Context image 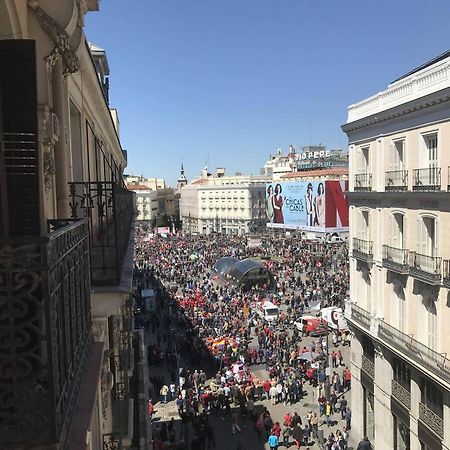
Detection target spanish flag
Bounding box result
[212,338,226,349]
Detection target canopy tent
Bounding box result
[214,257,274,291]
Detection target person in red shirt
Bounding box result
[148,400,154,420]
[263,380,271,401]
[271,421,282,438]
[344,367,352,391]
[283,412,293,427]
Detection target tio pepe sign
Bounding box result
[296,150,331,160]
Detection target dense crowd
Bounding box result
[133,232,353,450]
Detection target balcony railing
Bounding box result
[0,219,92,446]
[391,379,411,410]
[378,320,450,385]
[382,245,409,274]
[69,181,134,285]
[361,355,375,378]
[443,259,450,288]
[419,402,444,439]
[354,173,372,191]
[385,170,408,191]
[412,167,441,191]
[352,237,373,262]
[409,252,442,285]
[350,303,371,330]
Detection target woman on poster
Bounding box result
[305,183,314,226]
[313,182,325,227]
[265,184,274,222]
[272,183,284,224]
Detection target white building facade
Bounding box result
[342,51,450,450]
[180,172,270,235]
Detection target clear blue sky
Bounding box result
[85,0,450,186]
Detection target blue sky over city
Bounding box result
[85,0,450,186]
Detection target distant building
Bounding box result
[124,174,166,190]
[180,167,270,235]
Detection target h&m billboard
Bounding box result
[265,180,349,231]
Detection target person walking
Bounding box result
[160,384,169,403]
[268,431,279,450]
[325,401,332,427]
[231,411,241,434]
[356,436,372,450]
[345,407,352,430]
[292,422,303,449]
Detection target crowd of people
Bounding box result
[133,231,354,449]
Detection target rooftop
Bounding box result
[281,167,348,179]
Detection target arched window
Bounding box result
[390,212,405,250]
[417,215,437,257]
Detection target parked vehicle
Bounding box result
[319,307,348,332]
[256,301,279,322]
[294,315,328,336]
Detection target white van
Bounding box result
[319,307,348,331]
[256,301,279,322]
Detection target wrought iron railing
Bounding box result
[69,181,134,285]
[350,303,371,330]
[378,320,450,385]
[409,252,442,284]
[0,219,92,446]
[354,173,372,191]
[443,259,450,288]
[419,402,444,438]
[361,354,375,378]
[391,379,411,410]
[412,167,441,191]
[352,237,373,262]
[385,170,408,191]
[382,245,409,273]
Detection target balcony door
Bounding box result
[422,133,438,185]
[390,140,405,171]
[391,213,405,250]
[418,216,437,257]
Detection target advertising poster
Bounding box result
[265,180,348,232]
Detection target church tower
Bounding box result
[177,163,188,190]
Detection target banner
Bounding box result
[265,180,348,232]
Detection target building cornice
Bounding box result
[342,87,450,134]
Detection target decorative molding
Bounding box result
[28,1,80,76]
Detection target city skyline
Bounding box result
[85,0,450,186]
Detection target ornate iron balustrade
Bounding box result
[361,354,375,378]
[378,320,450,385]
[382,245,409,274]
[412,167,441,191]
[443,259,450,288]
[0,219,92,446]
[68,181,134,285]
[350,303,371,330]
[419,402,444,439]
[391,379,411,410]
[354,173,372,191]
[409,252,442,285]
[385,170,408,191]
[352,238,373,262]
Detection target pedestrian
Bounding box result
[356,436,372,450]
[160,384,169,403]
[231,411,241,434]
[282,424,292,448]
[339,396,347,419]
[292,422,303,449]
[268,431,279,450]
[325,401,332,427]
[345,407,352,430]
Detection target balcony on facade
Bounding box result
[391,379,411,411]
[382,245,410,274]
[349,302,371,330]
[361,354,375,378]
[443,259,450,288]
[0,219,92,446]
[352,237,373,262]
[385,170,408,191]
[378,320,450,387]
[419,402,444,440]
[354,173,372,191]
[412,167,441,191]
[69,180,134,286]
[409,251,442,285]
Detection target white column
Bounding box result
[409,376,421,450]
[351,336,365,438]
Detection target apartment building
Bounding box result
[342,51,450,450]
[180,168,269,235]
[0,3,149,449]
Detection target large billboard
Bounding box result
[265,180,348,232]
